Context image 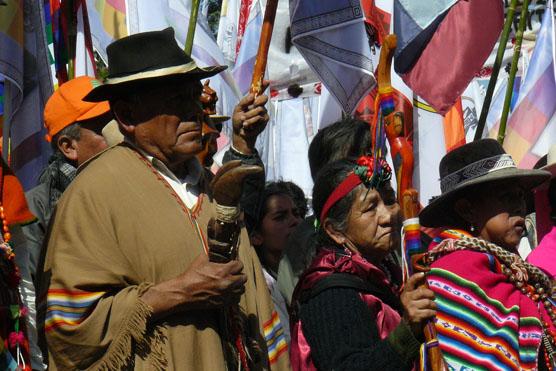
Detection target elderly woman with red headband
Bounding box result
[289,156,436,371]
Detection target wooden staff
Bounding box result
[249,0,279,95]
[402,191,445,371]
[376,34,445,371]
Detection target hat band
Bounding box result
[105,62,198,85]
[440,154,516,193]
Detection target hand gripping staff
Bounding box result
[208,161,264,370]
[376,34,446,371]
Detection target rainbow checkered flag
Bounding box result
[498,3,556,168]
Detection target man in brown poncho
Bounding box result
[40,28,289,370]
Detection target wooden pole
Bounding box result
[497,0,530,144]
[250,0,279,95]
[184,0,201,55]
[474,0,519,141]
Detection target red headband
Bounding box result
[319,172,362,223]
[319,155,392,224]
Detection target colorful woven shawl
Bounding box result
[426,229,553,370]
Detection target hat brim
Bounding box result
[541,163,556,177]
[84,63,227,102]
[419,167,550,228]
[75,100,111,122]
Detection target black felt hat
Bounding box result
[419,139,550,227]
[84,27,227,102]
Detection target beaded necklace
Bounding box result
[0,203,30,370]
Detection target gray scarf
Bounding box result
[39,153,77,210]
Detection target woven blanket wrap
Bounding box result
[426,229,554,370]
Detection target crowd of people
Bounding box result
[0,27,555,371]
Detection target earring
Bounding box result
[469,224,476,233]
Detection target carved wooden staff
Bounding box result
[250,0,279,96]
[377,35,445,371]
[208,161,263,370]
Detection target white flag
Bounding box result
[290,0,376,114]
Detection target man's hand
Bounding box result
[400,272,437,339]
[141,253,247,321]
[232,83,270,154]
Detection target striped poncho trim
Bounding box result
[429,269,541,370]
[427,229,543,371]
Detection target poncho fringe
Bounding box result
[92,283,167,370]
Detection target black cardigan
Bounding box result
[299,286,420,370]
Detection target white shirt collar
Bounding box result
[125,139,202,186]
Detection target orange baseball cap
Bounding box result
[44,76,111,142]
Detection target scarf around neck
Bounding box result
[39,154,76,209]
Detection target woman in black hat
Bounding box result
[418,138,556,370]
[289,156,437,371]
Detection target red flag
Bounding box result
[401,0,503,115]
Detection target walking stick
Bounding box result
[376,34,445,371]
[250,0,279,96]
[209,161,264,370]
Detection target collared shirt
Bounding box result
[126,139,202,209]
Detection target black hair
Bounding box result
[308,117,372,180]
[51,123,81,153]
[252,181,307,234]
[284,181,308,219]
[312,159,363,244]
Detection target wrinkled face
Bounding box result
[342,183,401,262]
[75,111,110,166]
[125,81,204,171]
[255,194,303,254]
[472,183,527,252]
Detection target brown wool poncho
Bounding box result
[39,145,290,370]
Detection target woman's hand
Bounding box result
[400,272,437,339]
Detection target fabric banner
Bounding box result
[231,0,262,95]
[290,0,376,114]
[85,0,127,62]
[393,0,457,73]
[399,0,504,115]
[412,98,445,205]
[0,0,53,191]
[499,3,556,168]
[258,96,318,197]
[75,0,97,78]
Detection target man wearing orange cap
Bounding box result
[23,76,111,283]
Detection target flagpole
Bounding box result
[184,0,201,55]
[473,0,518,141]
[250,0,279,95]
[497,0,530,145]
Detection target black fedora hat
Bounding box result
[84,27,227,102]
[419,138,550,227]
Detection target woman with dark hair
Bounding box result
[289,156,436,370]
[418,139,555,370]
[251,181,306,344]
